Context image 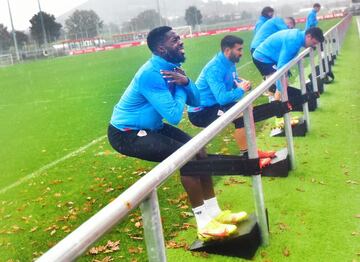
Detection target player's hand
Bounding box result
[234,78,251,92]
[161,69,189,86]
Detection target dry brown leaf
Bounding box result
[283,247,290,257]
[166,240,188,249]
[89,240,120,255]
[128,246,143,254]
[277,222,290,232]
[30,227,38,233]
[105,188,114,193]
[92,256,113,262]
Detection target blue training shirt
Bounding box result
[110,55,199,131]
[253,29,305,70]
[253,29,305,91]
[188,52,244,112]
[305,9,318,30]
[250,17,288,50]
[253,16,270,35]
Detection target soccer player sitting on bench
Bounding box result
[108,27,247,242]
[188,35,276,164]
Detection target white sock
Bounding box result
[268,96,275,102]
[204,197,222,218]
[192,204,212,229]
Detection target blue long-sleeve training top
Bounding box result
[253,16,270,35]
[188,52,244,112]
[250,17,288,50]
[253,29,305,70]
[305,9,318,30]
[110,55,199,131]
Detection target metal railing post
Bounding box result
[243,106,269,246]
[335,27,340,55]
[317,43,325,79]
[298,59,310,132]
[329,32,334,62]
[331,31,336,64]
[281,74,296,170]
[140,190,167,262]
[310,48,319,89]
[323,36,330,74]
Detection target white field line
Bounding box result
[0,93,120,109]
[237,61,252,70]
[357,17,360,39]
[0,135,107,194]
[0,62,254,194]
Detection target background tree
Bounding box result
[241,10,252,20]
[103,23,121,35]
[123,9,165,32]
[185,6,203,29]
[65,10,103,39]
[0,24,12,52]
[29,11,62,45]
[15,31,29,49]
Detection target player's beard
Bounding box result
[229,51,241,63]
[164,48,185,64]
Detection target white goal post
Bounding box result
[173,25,193,38]
[0,54,14,67]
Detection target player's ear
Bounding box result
[157,44,167,56]
[223,47,231,56]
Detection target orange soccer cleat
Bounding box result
[259,157,272,168]
[258,149,277,159]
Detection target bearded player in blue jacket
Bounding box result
[250,17,296,54]
[108,27,247,242]
[188,35,276,163]
[252,27,324,100]
[305,3,321,30]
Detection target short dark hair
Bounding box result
[305,27,325,42]
[261,6,274,18]
[286,17,296,27]
[313,3,321,8]
[147,26,172,53]
[221,35,243,51]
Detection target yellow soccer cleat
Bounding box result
[215,210,248,224]
[275,116,300,129]
[197,220,237,242]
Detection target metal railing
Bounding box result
[37,14,352,262]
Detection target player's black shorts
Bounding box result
[108,123,191,162]
[252,58,276,76]
[188,103,244,129]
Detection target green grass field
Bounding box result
[1,18,359,262]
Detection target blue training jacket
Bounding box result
[110,55,199,131]
[188,52,244,112]
[253,16,270,35]
[250,17,288,50]
[253,29,305,70]
[305,9,318,30]
[253,29,305,91]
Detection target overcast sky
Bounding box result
[0,0,274,31]
[0,0,89,31]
